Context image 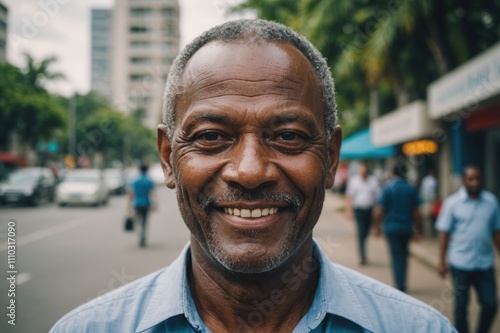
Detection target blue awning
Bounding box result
[340,128,395,160]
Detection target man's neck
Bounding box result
[467,190,480,200]
[188,239,319,333]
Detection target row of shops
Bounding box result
[340,41,500,200]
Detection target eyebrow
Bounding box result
[183,113,232,134]
[271,114,319,133]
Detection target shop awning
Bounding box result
[340,128,395,160]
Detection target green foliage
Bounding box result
[59,93,157,167]
[22,53,65,92]
[0,62,67,150]
[0,55,156,167]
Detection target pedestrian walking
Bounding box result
[437,165,500,333]
[127,163,156,247]
[345,162,381,265]
[373,163,422,292]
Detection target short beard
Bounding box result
[199,189,303,274]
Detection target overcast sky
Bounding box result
[4,0,251,96]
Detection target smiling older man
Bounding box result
[51,19,456,333]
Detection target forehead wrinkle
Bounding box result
[181,73,315,110]
[181,60,309,94]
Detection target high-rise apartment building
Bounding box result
[111,0,180,129]
[91,9,112,100]
[0,1,8,62]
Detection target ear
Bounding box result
[157,124,176,189]
[325,125,342,189]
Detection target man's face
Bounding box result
[158,41,340,274]
[358,164,368,178]
[463,167,482,196]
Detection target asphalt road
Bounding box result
[0,187,498,332]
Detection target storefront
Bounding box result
[371,100,439,186]
[428,42,500,198]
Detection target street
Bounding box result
[0,187,498,332]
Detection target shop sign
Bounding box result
[402,140,438,155]
[371,101,436,147]
[428,42,500,119]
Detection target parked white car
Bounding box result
[56,169,110,207]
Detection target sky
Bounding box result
[4,0,251,96]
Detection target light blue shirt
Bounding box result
[50,242,455,332]
[131,174,155,208]
[436,187,500,270]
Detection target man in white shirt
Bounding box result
[345,162,381,265]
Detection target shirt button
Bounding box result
[315,313,321,320]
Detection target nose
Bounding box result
[221,134,280,189]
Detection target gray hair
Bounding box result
[162,18,337,141]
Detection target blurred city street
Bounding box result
[1,187,498,332]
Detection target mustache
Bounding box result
[199,188,302,213]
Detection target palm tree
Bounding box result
[23,53,65,92]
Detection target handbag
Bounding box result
[124,216,134,231]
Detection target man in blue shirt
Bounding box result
[128,164,156,247]
[373,163,422,293]
[51,19,455,332]
[437,165,500,333]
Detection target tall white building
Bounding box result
[91,8,112,100]
[111,0,180,129]
[0,1,8,62]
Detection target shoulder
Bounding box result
[443,191,462,207]
[332,263,455,332]
[482,190,499,206]
[49,268,166,333]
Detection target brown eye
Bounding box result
[279,132,298,141]
[200,132,220,141]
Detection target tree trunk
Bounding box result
[369,87,379,120]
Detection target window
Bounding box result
[161,7,176,18]
[130,41,151,50]
[160,41,173,50]
[130,26,149,33]
[130,74,151,82]
[162,21,177,35]
[130,96,151,104]
[130,8,152,18]
[130,57,152,66]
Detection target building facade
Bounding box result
[91,8,112,100]
[111,0,180,129]
[0,1,8,62]
[428,42,500,199]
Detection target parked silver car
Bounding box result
[56,169,110,207]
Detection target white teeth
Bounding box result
[251,209,262,218]
[241,209,251,217]
[224,207,279,218]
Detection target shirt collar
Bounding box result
[306,240,374,331]
[458,186,484,202]
[136,243,192,332]
[136,241,374,332]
